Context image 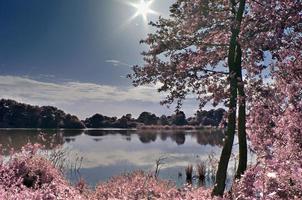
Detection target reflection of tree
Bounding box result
[0,129,225,156]
[159,132,168,141]
[137,132,157,143]
[193,130,224,146]
[93,138,102,142]
[84,130,134,137]
[84,130,106,137]
[61,130,83,137]
[0,130,65,155]
[170,132,186,145]
[65,138,76,143]
[124,135,131,141]
[136,130,224,146]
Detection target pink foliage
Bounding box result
[229,1,302,198]
[0,143,86,200]
[94,171,219,200]
[232,49,302,199]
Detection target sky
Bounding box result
[0,0,202,119]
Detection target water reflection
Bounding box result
[135,130,224,146]
[0,129,65,154]
[0,129,226,187]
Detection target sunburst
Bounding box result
[127,0,158,23]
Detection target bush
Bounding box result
[0,144,87,200]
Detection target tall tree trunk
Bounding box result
[212,0,246,196]
[235,44,247,179]
[212,24,238,198]
[212,69,237,196]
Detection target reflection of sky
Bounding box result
[64,133,222,169]
[61,130,226,186]
[76,163,234,188]
[0,129,255,187]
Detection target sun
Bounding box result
[128,0,158,22]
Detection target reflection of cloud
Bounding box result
[0,75,164,105]
[66,133,222,169]
[71,148,213,169]
[105,59,132,67]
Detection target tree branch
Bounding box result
[200,69,229,75]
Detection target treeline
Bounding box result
[0,99,225,129]
[84,109,225,129]
[0,99,85,129]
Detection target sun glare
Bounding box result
[128,0,157,22]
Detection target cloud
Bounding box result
[0,75,164,105]
[0,75,204,118]
[105,59,132,67]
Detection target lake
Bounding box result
[0,129,244,188]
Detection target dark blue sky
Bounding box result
[0,0,173,85]
[0,0,201,118]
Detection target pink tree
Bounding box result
[129,0,248,196]
[232,49,302,200]
[231,0,302,199]
[130,0,301,197]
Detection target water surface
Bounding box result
[0,129,240,187]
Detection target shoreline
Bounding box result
[0,126,222,131]
[136,125,221,131]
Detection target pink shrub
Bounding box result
[0,143,87,200]
[94,171,219,200]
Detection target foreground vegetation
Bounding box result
[0,143,216,199]
[1,136,301,200]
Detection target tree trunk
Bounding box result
[212,70,237,196]
[212,25,238,198]
[212,0,246,196]
[235,44,247,179]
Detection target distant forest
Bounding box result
[0,99,225,129]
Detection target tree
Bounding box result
[129,0,247,196]
[137,112,158,125]
[172,111,188,126]
[84,114,105,128]
[125,114,132,121]
[158,115,169,125]
[232,47,302,200]
[195,108,226,126]
[130,0,300,196]
[233,0,301,180]
[230,1,301,198]
[0,99,85,129]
